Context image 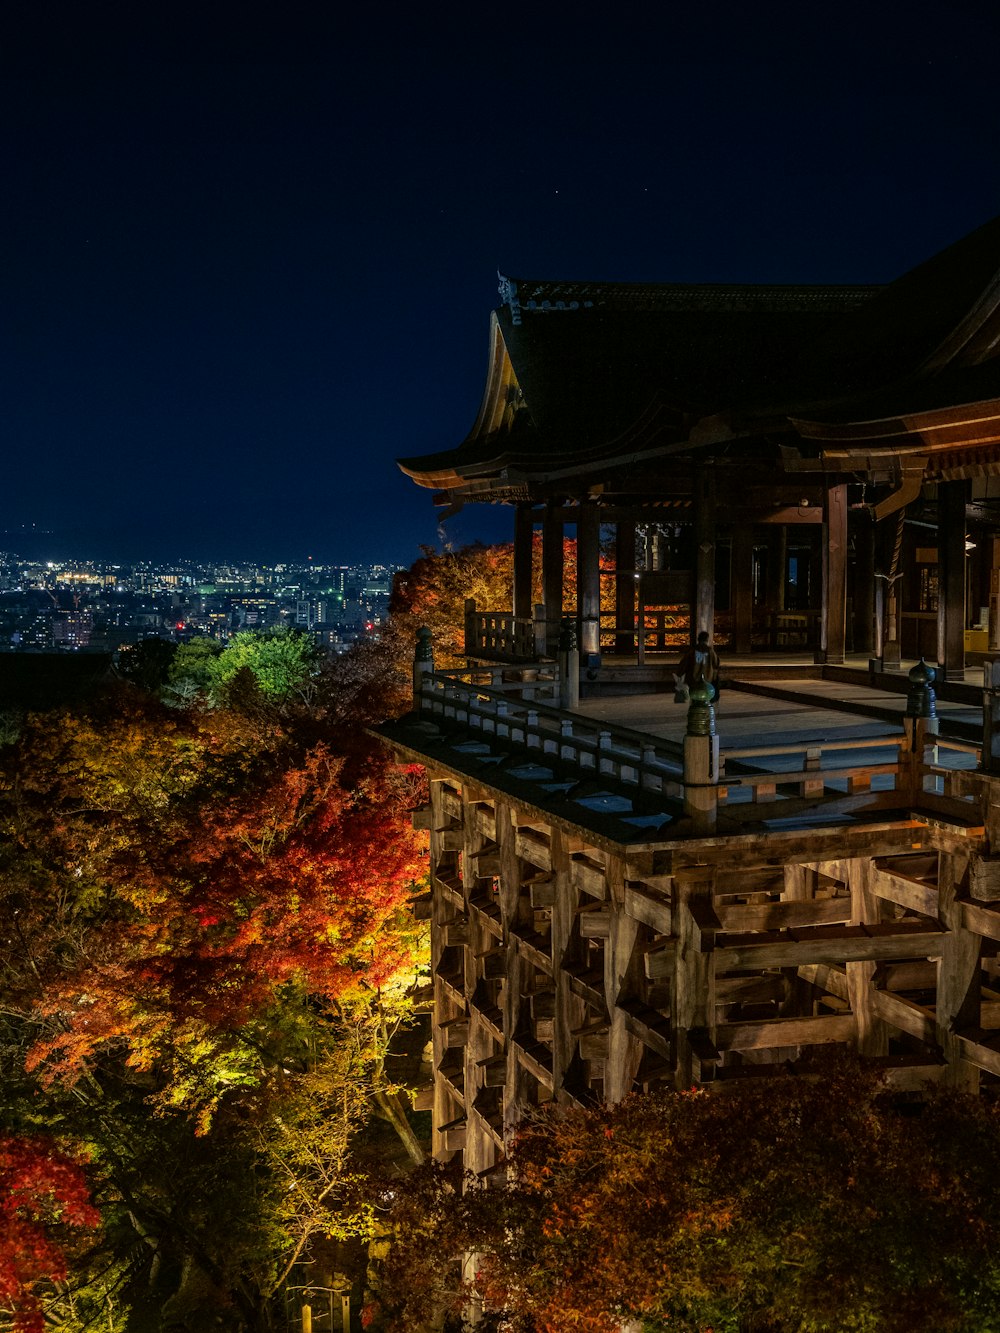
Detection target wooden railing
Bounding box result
[415,670,985,831]
[418,669,685,800]
[464,609,538,661]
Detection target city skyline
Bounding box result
[3,4,999,566]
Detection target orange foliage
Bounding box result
[2,695,426,1101]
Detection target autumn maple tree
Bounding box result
[0,619,431,1327]
[367,1057,1000,1333]
[0,1134,100,1333]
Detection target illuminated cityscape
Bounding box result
[0,550,402,654]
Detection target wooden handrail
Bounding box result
[416,671,984,828]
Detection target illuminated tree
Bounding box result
[205,627,322,705]
[368,1059,1000,1333]
[389,543,516,668]
[0,1135,100,1333]
[0,682,429,1325]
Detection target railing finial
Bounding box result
[906,658,937,719]
[687,679,716,738]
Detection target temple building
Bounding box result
[382,214,1000,1183]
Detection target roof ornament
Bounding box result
[498,273,522,326]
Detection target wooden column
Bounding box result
[731,523,754,656]
[429,779,457,1162]
[497,802,530,1136]
[693,465,716,641]
[549,829,582,1101]
[614,513,636,653]
[937,850,980,1091]
[852,511,876,656]
[846,858,889,1056]
[513,503,534,622]
[766,525,787,615]
[462,790,494,1180]
[817,481,847,665]
[576,502,601,658]
[938,479,968,680]
[989,536,1000,653]
[604,854,643,1102]
[672,866,717,1088]
[542,502,564,658]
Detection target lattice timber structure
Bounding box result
[381,665,1000,1175]
[387,212,1000,1176]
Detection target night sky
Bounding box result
[2,3,998,567]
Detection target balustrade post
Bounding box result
[560,717,574,761]
[413,626,434,710]
[526,709,540,749]
[902,660,939,801]
[803,746,823,799]
[684,681,719,834]
[558,616,580,710]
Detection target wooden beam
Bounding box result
[715,897,852,932]
[873,868,940,918]
[873,990,937,1045]
[717,925,946,971]
[715,1014,856,1052]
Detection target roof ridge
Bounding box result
[497,274,881,324]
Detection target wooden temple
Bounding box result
[381,214,1000,1183]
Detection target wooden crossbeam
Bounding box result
[718,924,946,970]
[715,1014,855,1052]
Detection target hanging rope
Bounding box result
[888,508,905,582]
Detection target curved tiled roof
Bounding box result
[399,214,1000,494]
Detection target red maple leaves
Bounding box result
[0,1135,99,1333]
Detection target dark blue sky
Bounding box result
[2,2,998,566]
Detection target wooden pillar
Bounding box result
[549,829,582,1100]
[766,525,787,614]
[497,803,530,1136]
[542,503,564,658]
[604,854,643,1102]
[989,537,1000,653]
[576,502,601,658]
[614,513,636,653]
[938,479,968,680]
[672,867,717,1088]
[846,858,889,1056]
[462,790,494,1181]
[693,465,716,642]
[937,850,980,1091]
[817,481,847,665]
[429,779,455,1162]
[780,862,815,1023]
[731,523,753,656]
[852,511,876,656]
[513,503,534,622]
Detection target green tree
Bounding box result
[205,628,321,706]
[166,638,223,701]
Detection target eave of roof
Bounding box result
[398,214,1000,495]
